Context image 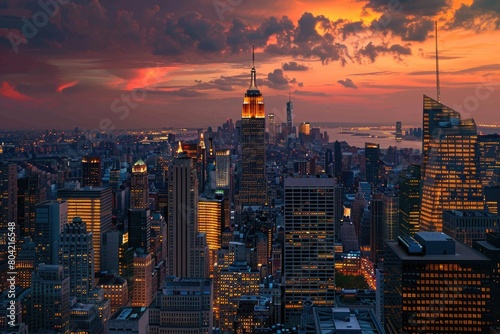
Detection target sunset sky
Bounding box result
[0,0,499,130]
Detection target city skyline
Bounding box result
[1,0,500,130]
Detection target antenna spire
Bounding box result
[435,20,441,103]
[252,45,255,68]
[249,45,257,89]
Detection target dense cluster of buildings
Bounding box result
[0,52,499,334]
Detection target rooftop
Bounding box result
[110,307,147,321]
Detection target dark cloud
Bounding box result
[450,0,500,31]
[356,42,412,62]
[364,0,451,16]
[337,78,358,89]
[282,61,309,71]
[266,69,291,90]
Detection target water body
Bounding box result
[324,128,422,150]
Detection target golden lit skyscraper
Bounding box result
[420,96,484,232]
[215,148,231,190]
[58,187,113,272]
[240,47,266,207]
[130,159,149,209]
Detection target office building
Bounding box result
[198,196,230,276]
[334,140,342,183]
[16,237,36,288]
[478,134,500,186]
[284,175,336,326]
[108,307,149,334]
[443,210,500,246]
[30,264,70,333]
[370,193,384,267]
[234,295,272,333]
[96,274,129,314]
[384,232,492,333]
[302,307,386,334]
[420,96,484,232]
[396,121,403,142]
[69,303,105,334]
[383,191,399,242]
[58,187,113,272]
[101,229,134,279]
[131,252,153,307]
[365,142,380,187]
[240,49,266,207]
[398,164,421,237]
[0,162,17,266]
[128,208,151,253]
[268,112,276,143]
[473,233,500,327]
[148,277,212,334]
[286,94,293,135]
[17,170,46,240]
[59,217,94,302]
[167,150,208,278]
[82,156,102,187]
[34,200,68,266]
[130,159,149,209]
[215,148,231,190]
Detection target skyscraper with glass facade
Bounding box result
[420,96,484,232]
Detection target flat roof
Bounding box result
[110,307,147,321]
[386,240,491,262]
[415,232,452,242]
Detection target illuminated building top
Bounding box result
[132,159,147,173]
[242,45,264,119]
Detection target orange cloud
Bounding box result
[56,80,80,93]
[0,82,31,101]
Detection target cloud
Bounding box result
[364,0,451,16]
[56,80,80,94]
[337,78,358,89]
[293,89,329,97]
[266,69,291,90]
[0,81,31,101]
[450,0,500,31]
[282,61,309,71]
[356,42,412,62]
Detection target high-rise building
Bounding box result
[384,232,492,334]
[442,210,500,246]
[240,48,266,207]
[128,208,151,253]
[35,200,68,266]
[82,156,102,187]
[59,217,94,302]
[398,164,421,237]
[215,148,231,190]
[422,95,460,168]
[370,193,384,266]
[473,233,500,327]
[30,264,70,333]
[268,112,276,143]
[420,97,484,232]
[0,162,17,266]
[325,148,333,174]
[334,141,342,183]
[69,303,104,334]
[101,230,134,280]
[131,251,153,307]
[58,187,113,272]
[198,196,230,276]
[395,121,403,142]
[286,94,293,135]
[365,142,380,187]
[130,159,149,209]
[478,134,500,186]
[148,277,213,333]
[17,170,46,240]
[16,237,36,288]
[167,151,208,278]
[382,190,399,242]
[284,175,336,326]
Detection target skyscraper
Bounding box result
[58,187,113,272]
[286,93,293,135]
[130,159,149,209]
[59,217,94,302]
[478,134,500,186]
[382,190,399,242]
[240,47,266,207]
[384,232,492,333]
[35,200,68,266]
[131,251,153,307]
[128,208,151,253]
[395,121,403,142]
[398,164,421,237]
[17,170,46,240]
[268,112,276,143]
[365,142,380,187]
[0,162,17,266]
[167,150,208,278]
[82,156,102,187]
[30,264,71,333]
[284,175,336,326]
[334,140,342,183]
[420,97,484,232]
[215,148,231,190]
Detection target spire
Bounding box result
[289,89,292,102]
[249,45,257,89]
[176,141,183,154]
[435,20,441,103]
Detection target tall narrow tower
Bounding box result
[131,159,149,209]
[286,91,293,135]
[240,46,266,207]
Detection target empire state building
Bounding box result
[240,48,266,207]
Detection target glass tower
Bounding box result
[420,96,484,232]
